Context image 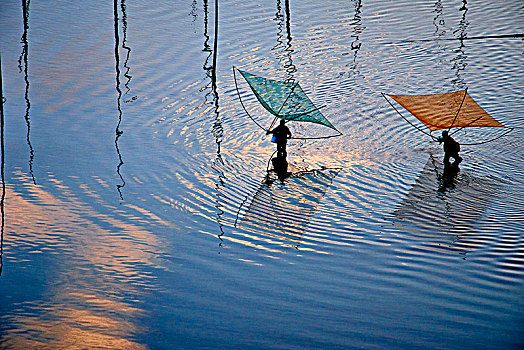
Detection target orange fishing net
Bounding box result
[388,90,506,131]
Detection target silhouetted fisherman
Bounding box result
[438,130,462,166]
[267,119,292,157]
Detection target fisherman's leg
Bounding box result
[277,142,287,158]
[454,153,462,164]
[443,153,451,166]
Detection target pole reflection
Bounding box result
[273,0,297,83]
[347,0,364,77]
[114,0,127,200]
[202,0,212,52]
[200,0,226,240]
[450,0,469,89]
[1,53,5,276]
[121,0,136,103]
[18,0,36,185]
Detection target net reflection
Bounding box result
[391,155,500,242]
[235,163,339,249]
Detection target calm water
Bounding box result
[1,0,523,348]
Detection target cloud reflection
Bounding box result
[1,171,166,347]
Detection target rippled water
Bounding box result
[1,0,523,348]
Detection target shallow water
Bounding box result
[0,0,523,348]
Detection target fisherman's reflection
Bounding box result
[439,160,460,193]
[265,153,292,185]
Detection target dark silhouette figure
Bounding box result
[267,119,292,157]
[438,130,462,166]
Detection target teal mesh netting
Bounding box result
[238,69,336,130]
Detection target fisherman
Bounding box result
[438,130,462,165]
[267,119,292,157]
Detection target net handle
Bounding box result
[285,105,327,121]
[266,81,300,131]
[232,66,268,132]
[290,130,342,140]
[449,114,483,136]
[460,127,514,146]
[381,92,438,141]
[448,88,468,131]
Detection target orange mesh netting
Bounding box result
[388,90,506,131]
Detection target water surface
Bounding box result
[0,0,523,348]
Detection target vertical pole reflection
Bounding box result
[1,53,5,276]
[348,0,364,76]
[114,0,125,200]
[202,0,226,241]
[433,0,445,39]
[212,0,226,241]
[211,0,219,97]
[202,0,212,52]
[121,0,134,100]
[18,0,36,184]
[202,0,222,148]
[451,0,469,89]
[274,0,296,83]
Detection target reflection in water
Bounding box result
[431,0,447,72]
[18,0,36,184]
[1,54,4,276]
[450,0,469,89]
[1,172,160,348]
[391,155,500,247]
[189,0,198,24]
[211,0,221,149]
[432,0,446,39]
[201,0,221,147]
[202,0,212,52]
[347,0,364,77]
[235,164,339,249]
[1,298,147,349]
[338,0,365,79]
[114,0,126,199]
[120,0,135,102]
[273,0,296,83]
[200,0,226,239]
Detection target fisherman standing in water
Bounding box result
[267,119,292,157]
[438,130,462,165]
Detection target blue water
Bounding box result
[0,0,523,348]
